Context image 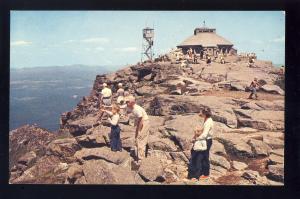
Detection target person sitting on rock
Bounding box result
[248,78,261,99]
[101,83,112,107]
[188,107,214,181]
[101,104,122,152]
[125,95,150,162]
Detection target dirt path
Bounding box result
[202,90,284,101]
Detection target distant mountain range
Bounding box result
[10,65,119,131]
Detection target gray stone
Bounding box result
[261,84,284,95]
[247,138,272,157]
[138,157,164,182]
[210,154,231,170]
[263,135,284,149]
[210,140,226,156]
[74,147,131,166]
[232,161,248,171]
[267,164,284,182]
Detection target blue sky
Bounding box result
[10,11,285,69]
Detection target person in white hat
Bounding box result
[125,95,150,162]
[101,83,112,106]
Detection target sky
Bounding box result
[10,11,285,69]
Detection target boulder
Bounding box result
[138,157,164,182]
[164,168,180,183]
[143,73,153,81]
[170,89,182,95]
[164,114,200,151]
[247,139,272,157]
[241,170,270,185]
[76,125,110,148]
[147,150,172,167]
[230,81,247,91]
[82,160,114,184]
[74,147,131,167]
[135,86,155,96]
[169,152,189,165]
[255,100,284,111]
[148,137,178,152]
[210,140,226,156]
[66,164,83,184]
[232,161,248,171]
[261,84,284,95]
[10,155,66,184]
[47,138,81,163]
[212,108,237,128]
[216,134,254,158]
[210,154,231,170]
[234,109,284,131]
[17,151,37,168]
[9,125,56,170]
[268,154,284,165]
[74,176,87,184]
[267,164,284,182]
[82,159,136,184]
[263,135,284,149]
[68,116,99,136]
[241,101,263,111]
[270,148,284,157]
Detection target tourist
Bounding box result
[206,55,211,66]
[280,65,285,76]
[193,50,198,64]
[101,83,112,106]
[220,56,225,64]
[101,104,122,152]
[248,78,261,99]
[116,83,125,104]
[188,107,214,181]
[125,95,150,162]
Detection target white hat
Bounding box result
[118,83,123,87]
[103,83,107,87]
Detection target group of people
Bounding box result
[99,83,150,162]
[98,82,215,181]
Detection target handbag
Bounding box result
[193,139,207,151]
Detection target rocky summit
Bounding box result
[9,52,284,185]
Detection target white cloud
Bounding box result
[114,47,138,52]
[81,37,110,43]
[95,46,104,51]
[251,40,264,44]
[11,40,32,46]
[270,36,285,43]
[65,37,110,44]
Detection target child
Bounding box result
[101,104,122,152]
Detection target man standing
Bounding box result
[248,78,260,99]
[125,95,150,162]
[101,83,112,106]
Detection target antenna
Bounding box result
[203,20,206,27]
[141,26,154,62]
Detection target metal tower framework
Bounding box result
[141,27,154,62]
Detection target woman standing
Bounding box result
[188,107,214,181]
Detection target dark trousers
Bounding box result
[249,87,258,99]
[188,139,213,179]
[110,125,122,151]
